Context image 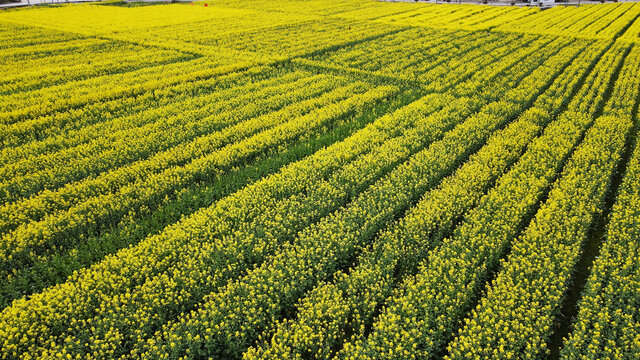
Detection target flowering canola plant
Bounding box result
[1,1,639,359]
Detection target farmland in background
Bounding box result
[1,1,640,359]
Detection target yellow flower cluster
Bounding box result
[377,4,536,32]
[336,41,629,360]
[495,3,640,40]
[1,1,639,360]
[559,131,640,359]
[445,43,640,360]
[0,83,400,359]
[0,38,193,95]
[0,76,385,270]
[242,37,590,360]
[557,46,640,360]
[1,70,326,200]
[134,98,524,360]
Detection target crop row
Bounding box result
[0,37,105,67]
[0,26,543,277]
[0,87,421,309]
[0,21,83,49]
[110,16,401,61]
[0,65,274,149]
[376,4,532,31]
[495,3,640,40]
[121,36,583,360]
[0,80,392,272]
[450,36,574,100]
[0,40,195,95]
[0,85,457,359]
[0,69,335,205]
[559,109,640,360]
[0,55,248,125]
[132,99,524,360]
[554,42,640,359]
[310,28,492,78]
[242,34,591,360]
[0,31,570,357]
[335,40,625,360]
[0,67,296,179]
[444,43,640,360]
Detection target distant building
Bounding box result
[530,0,556,7]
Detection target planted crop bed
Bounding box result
[1,1,639,359]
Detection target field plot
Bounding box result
[1,0,640,359]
